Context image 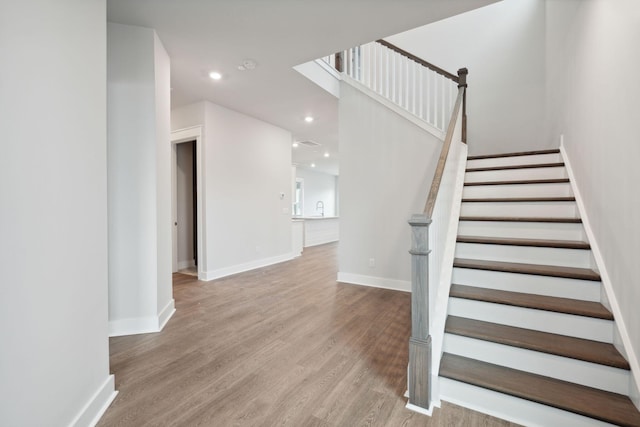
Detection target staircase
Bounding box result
[438,149,640,426]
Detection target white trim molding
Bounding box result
[171,126,206,282]
[337,272,410,292]
[109,299,175,337]
[69,375,117,427]
[202,252,294,281]
[560,143,640,407]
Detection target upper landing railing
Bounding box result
[324,40,468,413]
[324,39,466,139]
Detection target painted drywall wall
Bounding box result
[176,142,195,268]
[0,0,115,425]
[387,0,547,156]
[107,23,174,336]
[296,168,338,217]
[172,101,294,279]
[545,0,640,392]
[338,82,441,290]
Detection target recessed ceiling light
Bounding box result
[311,163,316,168]
[209,71,222,80]
[324,152,330,158]
[304,116,314,123]
[292,142,299,148]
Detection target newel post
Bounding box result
[407,214,432,410]
[457,68,468,144]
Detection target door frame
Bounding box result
[171,126,205,280]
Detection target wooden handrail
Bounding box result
[423,85,465,217]
[376,39,459,83]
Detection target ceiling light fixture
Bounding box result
[311,163,316,168]
[324,152,330,158]
[209,71,222,80]
[292,142,299,148]
[304,116,314,123]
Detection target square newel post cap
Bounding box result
[408,214,432,227]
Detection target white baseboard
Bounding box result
[109,299,175,337]
[70,374,117,427]
[202,252,294,281]
[406,402,436,417]
[158,298,176,331]
[304,237,339,248]
[561,143,640,408]
[337,272,410,292]
[177,260,195,270]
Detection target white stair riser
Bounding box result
[458,221,586,241]
[465,166,568,183]
[439,377,616,427]
[452,267,601,301]
[455,242,592,269]
[448,298,613,342]
[444,334,629,394]
[463,183,573,199]
[467,153,562,169]
[461,201,578,217]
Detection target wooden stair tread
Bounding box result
[466,162,565,172]
[459,216,582,223]
[457,235,590,249]
[450,284,612,319]
[467,149,560,160]
[462,196,576,203]
[440,354,640,426]
[453,258,601,281]
[446,316,627,369]
[464,178,570,186]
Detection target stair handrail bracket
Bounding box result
[407,69,468,413]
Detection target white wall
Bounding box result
[338,82,441,291]
[107,23,174,336]
[296,168,338,217]
[545,0,640,396]
[387,0,547,156]
[176,142,195,268]
[172,101,294,280]
[0,1,115,425]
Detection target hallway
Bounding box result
[100,243,515,426]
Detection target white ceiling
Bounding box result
[107,0,496,175]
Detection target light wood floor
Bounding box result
[99,243,518,426]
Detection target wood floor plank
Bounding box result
[464,178,570,186]
[467,149,560,160]
[449,284,612,319]
[98,243,517,426]
[462,196,576,203]
[466,162,565,172]
[453,258,601,281]
[457,235,590,249]
[440,353,640,426]
[458,216,582,223]
[445,315,628,369]
[449,284,613,320]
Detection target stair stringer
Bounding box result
[560,143,640,411]
[423,140,468,407]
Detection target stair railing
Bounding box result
[327,40,463,134]
[326,40,468,413]
[408,75,466,412]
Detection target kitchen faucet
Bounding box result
[316,201,324,217]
